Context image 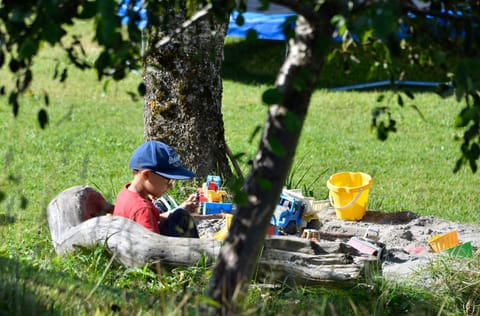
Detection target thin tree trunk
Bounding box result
[206,3,339,313]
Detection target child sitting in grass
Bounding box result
[113,140,199,237]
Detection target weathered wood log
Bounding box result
[258,247,380,287]
[47,186,380,286]
[47,185,114,249]
[47,186,222,267]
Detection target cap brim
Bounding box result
[154,168,196,180]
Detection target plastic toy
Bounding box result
[270,192,306,235]
[198,175,233,215]
[268,189,329,236]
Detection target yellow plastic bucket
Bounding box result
[327,172,373,220]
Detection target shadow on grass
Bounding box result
[222,37,449,94]
[0,213,16,226]
[0,256,154,315]
[250,280,437,315]
[222,37,285,85]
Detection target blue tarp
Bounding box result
[227,11,295,41]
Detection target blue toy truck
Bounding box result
[270,193,307,235]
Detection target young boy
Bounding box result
[113,140,199,237]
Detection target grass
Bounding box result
[0,21,479,315]
[223,80,479,223]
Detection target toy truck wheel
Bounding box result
[283,221,297,235]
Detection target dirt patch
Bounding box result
[197,207,480,282]
[316,207,480,281]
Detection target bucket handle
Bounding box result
[329,187,364,210]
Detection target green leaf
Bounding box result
[18,68,32,92]
[19,39,38,59]
[0,191,5,202]
[257,177,272,190]
[235,14,245,26]
[469,158,477,173]
[454,63,468,101]
[20,196,28,209]
[8,92,19,117]
[96,3,120,48]
[268,136,285,157]
[246,29,258,41]
[262,88,281,105]
[94,51,110,79]
[453,158,463,173]
[102,79,110,94]
[410,104,426,121]
[404,90,415,100]
[137,82,146,96]
[127,91,138,102]
[454,107,474,128]
[38,109,49,129]
[41,21,66,45]
[397,94,404,107]
[233,152,245,160]
[9,59,20,73]
[78,0,98,19]
[248,125,261,144]
[284,111,301,132]
[60,68,68,82]
[233,190,248,206]
[436,83,453,98]
[377,122,388,141]
[44,92,49,106]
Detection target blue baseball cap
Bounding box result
[129,141,196,180]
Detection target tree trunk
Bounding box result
[142,10,231,179]
[206,2,340,313]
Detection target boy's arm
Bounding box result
[178,193,200,213]
[133,207,161,233]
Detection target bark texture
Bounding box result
[142,10,231,179]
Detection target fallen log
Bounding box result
[47,186,222,267]
[46,186,380,287]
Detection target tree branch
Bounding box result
[153,4,213,49]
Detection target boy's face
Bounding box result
[142,171,175,199]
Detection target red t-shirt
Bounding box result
[113,184,161,233]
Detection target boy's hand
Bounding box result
[179,193,199,213]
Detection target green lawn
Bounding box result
[223,81,479,223]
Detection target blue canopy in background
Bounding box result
[227,11,295,41]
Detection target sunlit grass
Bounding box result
[222,82,479,223]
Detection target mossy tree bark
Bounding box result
[142,10,231,179]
